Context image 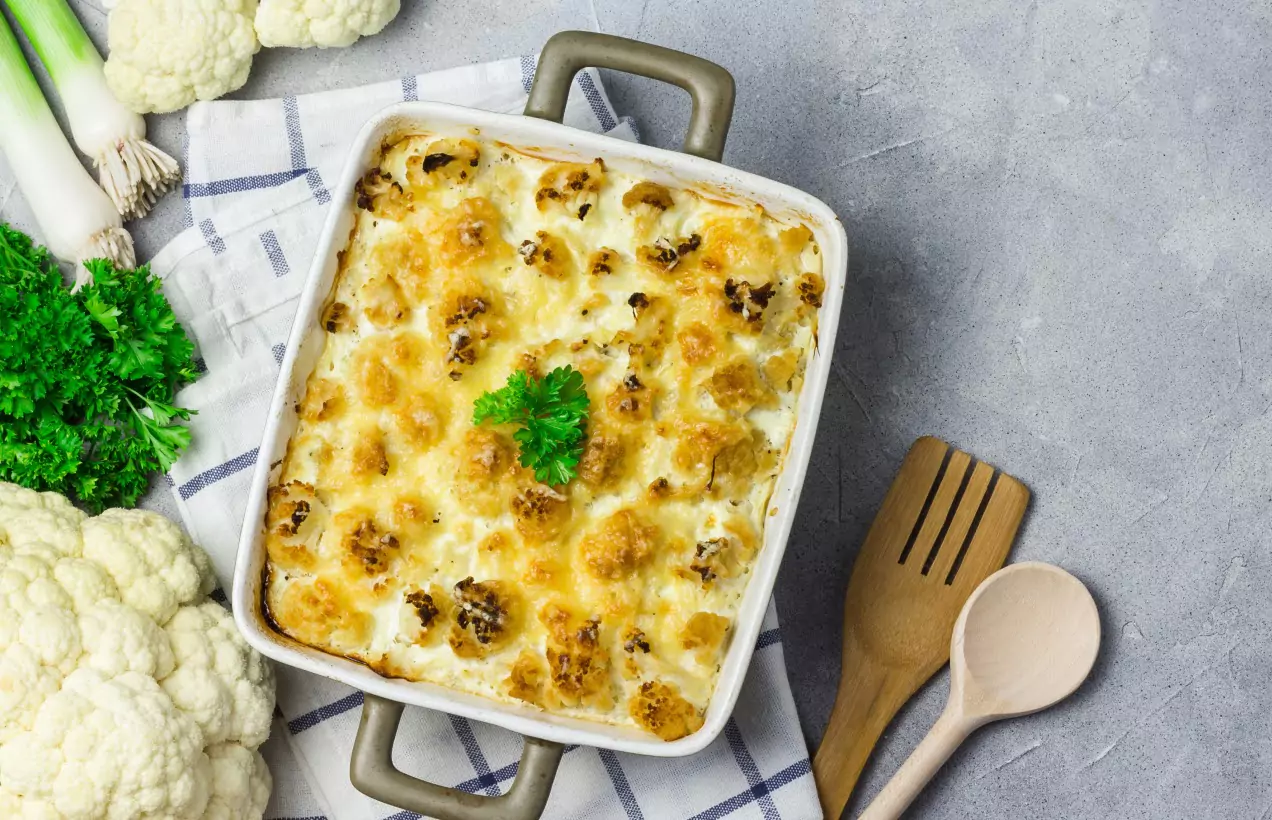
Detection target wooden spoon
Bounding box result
[859,562,1101,819]
[813,436,1030,818]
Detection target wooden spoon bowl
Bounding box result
[859,563,1101,819]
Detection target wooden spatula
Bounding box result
[812,436,1030,819]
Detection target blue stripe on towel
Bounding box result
[177,448,258,500]
[519,54,536,93]
[755,628,782,650]
[576,71,617,132]
[260,230,290,276]
[599,748,645,819]
[450,715,502,796]
[287,691,365,734]
[198,219,227,255]
[688,759,811,820]
[185,169,310,198]
[725,720,780,819]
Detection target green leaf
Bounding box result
[0,222,199,511]
[473,365,590,486]
[84,292,121,334]
[473,369,531,425]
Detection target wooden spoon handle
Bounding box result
[812,642,913,818]
[858,707,975,820]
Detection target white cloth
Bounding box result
[154,56,821,820]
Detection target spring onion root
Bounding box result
[6,0,180,220]
[0,10,134,281]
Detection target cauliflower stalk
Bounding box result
[0,483,275,820]
[255,0,401,48]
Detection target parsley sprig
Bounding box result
[472,366,590,486]
[0,224,198,511]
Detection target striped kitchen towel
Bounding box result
[156,55,821,820]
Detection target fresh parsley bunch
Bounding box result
[473,365,590,486]
[0,224,198,512]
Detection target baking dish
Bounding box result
[232,30,847,819]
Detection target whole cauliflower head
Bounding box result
[0,484,275,819]
[105,0,261,114]
[255,0,401,48]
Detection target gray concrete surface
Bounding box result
[6,0,1272,817]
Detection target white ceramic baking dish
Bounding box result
[232,31,847,820]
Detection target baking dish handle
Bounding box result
[350,694,565,820]
[525,30,736,162]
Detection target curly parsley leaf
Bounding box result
[0,224,198,512]
[473,365,590,486]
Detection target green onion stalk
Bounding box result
[0,9,133,281]
[5,0,180,220]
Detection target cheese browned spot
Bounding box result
[681,611,731,658]
[299,378,346,422]
[402,587,442,640]
[629,681,703,741]
[622,181,674,211]
[405,138,480,189]
[541,604,613,708]
[360,274,411,329]
[535,159,605,215]
[677,323,718,366]
[506,650,549,706]
[797,272,825,307]
[264,131,822,740]
[519,231,573,279]
[578,434,625,488]
[322,301,352,333]
[579,509,658,580]
[587,247,618,276]
[449,577,516,658]
[337,513,398,576]
[705,358,770,414]
[511,485,571,542]
[355,168,408,220]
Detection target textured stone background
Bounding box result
[6,0,1271,817]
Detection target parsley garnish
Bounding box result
[472,366,590,486]
[0,224,198,512]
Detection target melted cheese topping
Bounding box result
[264,133,823,739]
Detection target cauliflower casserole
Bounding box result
[262,132,823,740]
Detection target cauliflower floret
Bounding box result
[0,668,213,819]
[201,743,272,820]
[16,607,81,676]
[162,602,275,747]
[255,0,401,48]
[105,0,261,114]
[0,484,86,557]
[79,599,176,679]
[0,785,57,819]
[0,548,81,675]
[81,509,214,625]
[0,547,75,619]
[49,556,119,613]
[0,645,62,744]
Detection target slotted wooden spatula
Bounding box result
[812,436,1030,819]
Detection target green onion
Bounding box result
[0,8,132,281]
[5,0,179,219]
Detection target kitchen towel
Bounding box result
[156,56,821,820]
